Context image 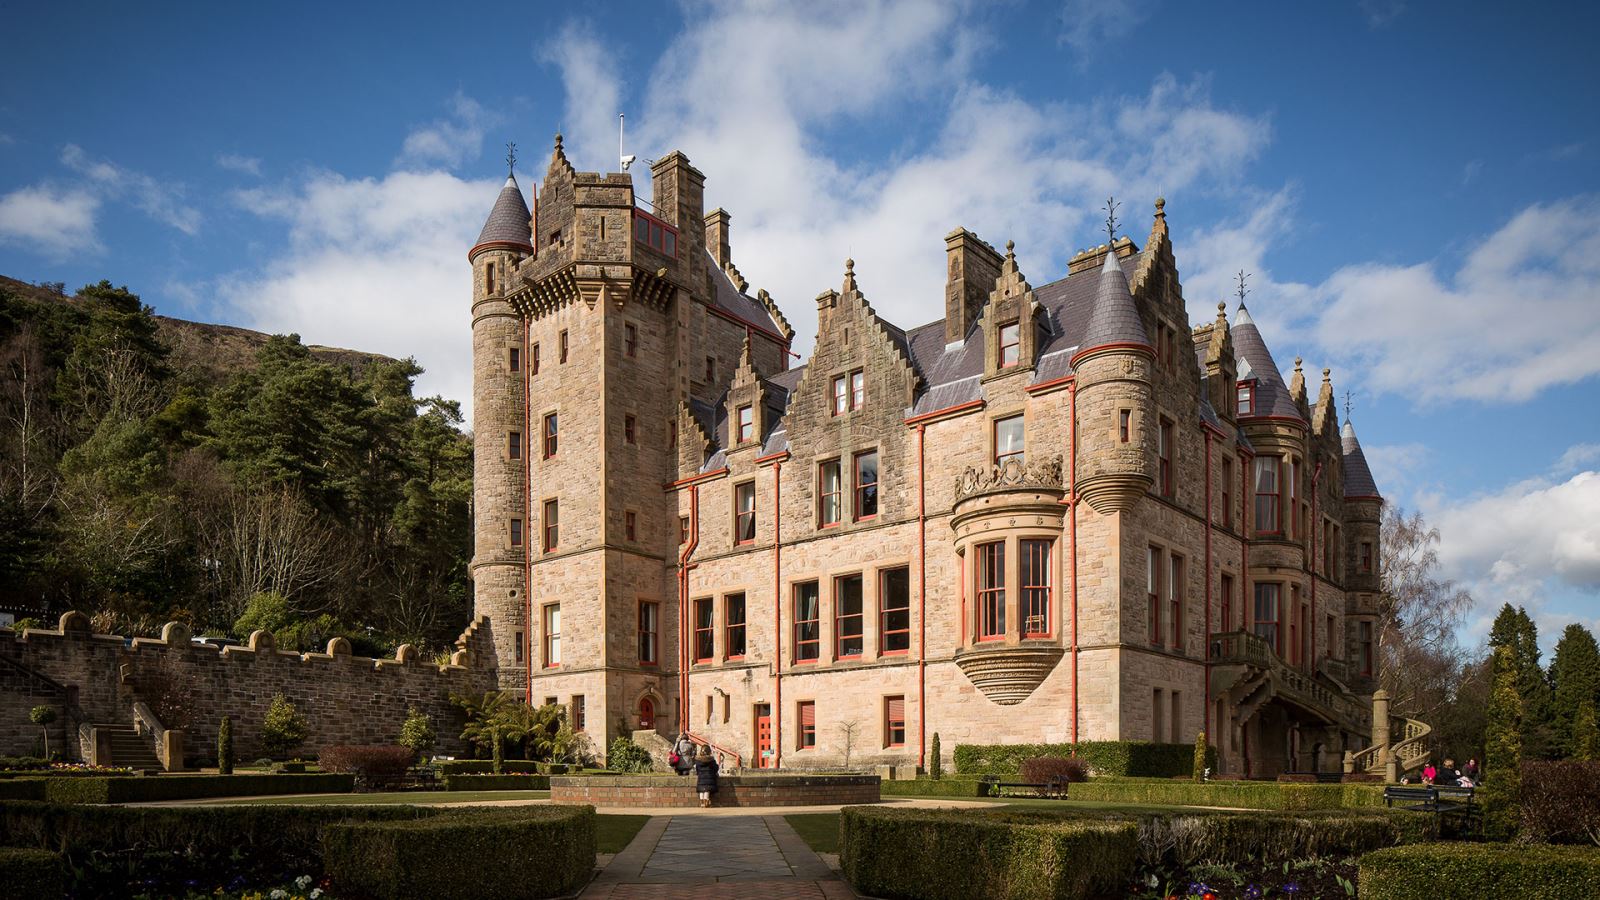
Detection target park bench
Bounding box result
[979,774,1070,798]
[354,769,438,792]
[1383,784,1479,832]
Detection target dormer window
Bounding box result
[736,405,754,444]
[1237,381,1255,416]
[999,322,1020,367]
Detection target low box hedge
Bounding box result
[879,777,993,798]
[1067,778,1383,810]
[322,806,596,900]
[433,759,543,775]
[840,806,1138,900]
[1359,842,1600,900]
[954,741,1216,778]
[0,780,45,801]
[0,846,64,896]
[442,774,550,791]
[39,773,355,804]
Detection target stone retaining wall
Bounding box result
[548,774,880,808]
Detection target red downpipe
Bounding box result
[523,316,534,702]
[772,460,784,769]
[678,485,701,727]
[1203,429,1213,745]
[916,423,928,770]
[1069,382,1080,744]
[1311,461,1323,674]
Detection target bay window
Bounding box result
[1254,456,1280,535]
[1021,539,1052,637]
[1254,583,1281,654]
[977,541,1006,640]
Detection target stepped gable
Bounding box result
[1341,420,1381,499]
[708,255,789,341]
[471,173,533,254]
[1230,304,1304,422]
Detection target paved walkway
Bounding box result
[581,815,857,899]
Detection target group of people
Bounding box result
[669,732,721,807]
[1406,756,1479,788]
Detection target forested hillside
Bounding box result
[0,278,473,656]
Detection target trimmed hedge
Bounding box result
[1359,842,1600,900]
[38,773,355,804]
[840,806,1138,900]
[879,778,993,798]
[434,759,543,775]
[322,806,596,900]
[0,780,45,801]
[954,741,1216,778]
[1068,778,1383,810]
[0,846,63,896]
[442,774,550,792]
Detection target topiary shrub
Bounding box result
[35,773,355,804]
[399,707,436,762]
[0,847,63,897]
[261,693,307,760]
[1019,756,1089,785]
[879,778,993,798]
[318,746,414,783]
[27,707,56,759]
[930,733,942,780]
[1359,842,1600,899]
[606,737,654,773]
[1521,760,1600,845]
[321,806,596,900]
[217,716,234,775]
[1193,730,1208,781]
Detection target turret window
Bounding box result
[509,346,521,373]
[509,518,524,548]
[625,415,637,445]
[999,322,1020,367]
[1254,456,1280,534]
[486,262,496,294]
[994,415,1024,466]
[977,541,1006,641]
[625,322,638,358]
[625,510,637,542]
[559,331,569,363]
[1360,541,1374,573]
[1253,583,1281,654]
[633,209,678,257]
[1022,539,1052,637]
[1237,381,1254,416]
[508,431,522,460]
[1158,418,1175,497]
[1359,621,1374,676]
[1119,409,1132,443]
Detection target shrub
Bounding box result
[606,737,654,773]
[442,774,550,791]
[1193,730,1207,781]
[318,746,414,782]
[840,806,1137,900]
[0,757,51,771]
[28,707,56,759]
[37,773,354,804]
[0,847,63,897]
[399,707,436,761]
[1482,645,1524,839]
[1359,842,1600,899]
[954,740,1216,778]
[1521,760,1600,845]
[879,778,992,798]
[1066,779,1384,811]
[217,716,234,775]
[930,733,942,780]
[1019,756,1089,785]
[0,780,46,801]
[435,759,542,775]
[322,806,595,900]
[262,693,308,759]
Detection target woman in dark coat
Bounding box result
[693,745,719,807]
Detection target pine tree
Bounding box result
[1550,624,1600,758]
[1572,701,1600,762]
[929,733,942,780]
[1489,604,1554,759]
[1482,646,1525,840]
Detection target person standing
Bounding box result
[693,745,720,808]
[672,733,694,776]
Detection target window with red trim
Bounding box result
[853,450,878,520]
[1119,409,1131,443]
[1254,456,1280,535]
[977,541,1006,640]
[624,322,638,358]
[880,567,910,654]
[572,694,585,732]
[1254,583,1281,654]
[884,695,906,748]
[797,701,816,748]
[1220,573,1235,632]
[693,598,714,663]
[835,574,864,658]
[994,415,1024,467]
[1360,541,1374,574]
[725,593,746,659]
[543,604,561,667]
[1022,539,1052,637]
[794,582,820,663]
[633,210,678,257]
[736,405,754,444]
[851,370,865,409]
[818,459,842,527]
[1289,459,1301,539]
[1158,418,1175,497]
[638,601,658,665]
[1237,381,1254,416]
[542,499,559,551]
[486,261,496,295]
[543,413,558,459]
[734,481,756,545]
[1147,546,1162,646]
[1169,553,1185,650]
[832,375,848,415]
[999,322,1020,367]
[678,515,689,545]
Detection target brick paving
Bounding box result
[581,814,856,899]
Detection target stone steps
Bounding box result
[96,724,164,771]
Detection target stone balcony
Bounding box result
[953,642,1066,706]
[1209,630,1370,735]
[952,454,1064,507]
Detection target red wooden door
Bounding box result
[639,698,655,730]
[756,705,774,768]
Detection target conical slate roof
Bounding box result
[472,174,532,253]
[1074,249,1149,359]
[1341,420,1381,499]
[1231,305,1303,421]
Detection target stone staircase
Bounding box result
[631,729,677,773]
[96,724,163,772]
[1209,630,1370,733]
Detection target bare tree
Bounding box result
[202,486,343,623]
[57,475,182,595]
[1379,506,1474,726]
[838,719,861,769]
[0,324,61,516]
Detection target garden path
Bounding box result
[579,814,857,899]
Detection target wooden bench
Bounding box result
[355,769,439,792]
[1384,784,1479,830]
[979,774,1070,798]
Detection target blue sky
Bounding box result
[2,1,1596,652]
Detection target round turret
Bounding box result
[1071,248,1155,514]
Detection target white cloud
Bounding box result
[216,153,263,177]
[1554,443,1600,475]
[397,93,496,170]
[1363,442,1429,495]
[219,168,496,416]
[1058,0,1155,61]
[59,144,201,235]
[1359,0,1407,28]
[0,184,100,256]
[537,21,621,175]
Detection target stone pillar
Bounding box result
[1371,690,1395,783]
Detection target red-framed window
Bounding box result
[734,481,756,545]
[1254,583,1281,654]
[1119,409,1131,443]
[542,499,559,551]
[1221,457,1234,528]
[725,593,746,660]
[834,574,864,659]
[1237,381,1254,416]
[853,450,878,520]
[625,510,637,542]
[625,415,636,445]
[977,540,1006,640]
[818,459,842,527]
[1289,459,1301,539]
[851,370,865,408]
[638,600,658,665]
[624,322,638,358]
[879,567,911,654]
[1359,620,1374,676]
[543,604,561,667]
[1360,541,1374,574]
[559,330,569,364]
[678,516,689,545]
[1021,539,1052,637]
[1295,586,1308,668]
[736,405,754,444]
[994,415,1024,467]
[509,345,521,372]
[832,375,848,415]
[693,598,715,663]
[509,518,524,548]
[633,209,679,257]
[543,413,558,459]
[793,582,820,663]
[884,696,906,748]
[1168,553,1185,650]
[797,701,816,749]
[999,322,1020,367]
[1254,456,1280,535]
[572,694,585,732]
[1147,546,1162,646]
[1158,418,1175,497]
[531,343,540,375]
[1220,573,1235,632]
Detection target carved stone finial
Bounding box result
[1005,239,1015,256]
[1322,367,1331,383]
[1155,196,1166,214]
[554,132,563,148]
[325,636,352,657]
[845,257,854,273]
[1294,356,1303,372]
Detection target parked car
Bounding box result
[192,636,242,649]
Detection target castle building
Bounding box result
[468,137,1383,777]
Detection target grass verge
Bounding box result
[785,813,841,854]
[596,814,650,854]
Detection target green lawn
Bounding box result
[785,813,841,854]
[202,789,552,805]
[596,814,650,854]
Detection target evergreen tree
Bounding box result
[1482,646,1525,839]
[217,716,234,775]
[1572,701,1600,762]
[1488,604,1555,759]
[1550,624,1600,758]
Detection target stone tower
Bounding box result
[1070,243,1155,513]
[469,171,534,695]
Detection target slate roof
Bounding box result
[709,255,785,336]
[1076,246,1151,355]
[1341,421,1381,498]
[1230,305,1304,422]
[473,175,533,251]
